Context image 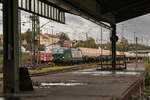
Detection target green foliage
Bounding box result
[105,43,111,50]
[117,36,130,52]
[21,29,33,50]
[75,41,85,47]
[21,53,30,64]
[39,45,45,51]
[144,60,150,86]
[75,37,98,48]
[25,44,31,51]
[59,32,70,41]
[58,32,70,46]
[29,66,68,74]
[21,29,33,43]
[129,44,150,51]
[106,36,150,52]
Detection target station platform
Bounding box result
[0,63,146,100]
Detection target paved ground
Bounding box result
[1,63,146,100]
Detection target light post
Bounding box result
[100,26,103,67]
[136,37,138,67]
[51,25,54,52]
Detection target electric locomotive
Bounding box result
[52,47,83,64]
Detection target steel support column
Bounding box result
[110,24,118,69]
[3,0,19,93]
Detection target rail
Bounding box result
[116,70,147,100]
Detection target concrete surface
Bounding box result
[1,63,146,100]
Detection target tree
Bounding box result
[75,41,85,47]
[59,32,70,41]
[105,43,111,50]
[21,29,33,43]
[58,32,70,46]
[85,38,98,48]
[21,29,33,50]
[75,37,98,48]
[117,36,130,51]
[39,45,45,51]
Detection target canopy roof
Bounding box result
[48,0,150,24]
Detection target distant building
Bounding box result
[40,33,60,47]
[46,44,61,52]
[63,40,73,47]
[21,46,26,52]
[22,40,28,46]
[97,44,108,49]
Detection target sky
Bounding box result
[0,3,150,45]
[117,14,150,45]
[20,11,111,44]
[20,11,150,45]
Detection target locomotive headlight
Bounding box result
[62,57,64,59]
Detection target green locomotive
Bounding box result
[52,47,83,64]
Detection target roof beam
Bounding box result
[115,0,150,22]
[102,0,150,15]
[95,0,112,14]
[48,0,114,30]
[0,0,66,24]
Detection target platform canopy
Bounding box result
[48,0,150,25]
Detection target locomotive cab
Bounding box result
[52,47,83,64]
[52,47,71,63]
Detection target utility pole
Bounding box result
[134,32,136,44]
[30,15,40,66]
[141,36,143,45]
[100,26,103,67]
[36,16,40,65]
[136,37,138,67]
[86,32,88,40]
[51,25,54,51]
[32,15,36,66]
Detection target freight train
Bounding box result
[52,47,126,65]
[30,47,145,64]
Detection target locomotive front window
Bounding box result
[52,48,64,54]
[58,49,64,54]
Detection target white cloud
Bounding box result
[117,13,150,45]
[0,5,150,45]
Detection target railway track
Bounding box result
[29,62,127,77]
[30,63,99,77]
[0,63,100,80]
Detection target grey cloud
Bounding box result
[117,13,150,44]
[0,8,150,45]
[66,13,85,26]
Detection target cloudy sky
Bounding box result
[117,14,150,45]
[20,11,111,44]
[20,11,150,45]
[0,4,150,45]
